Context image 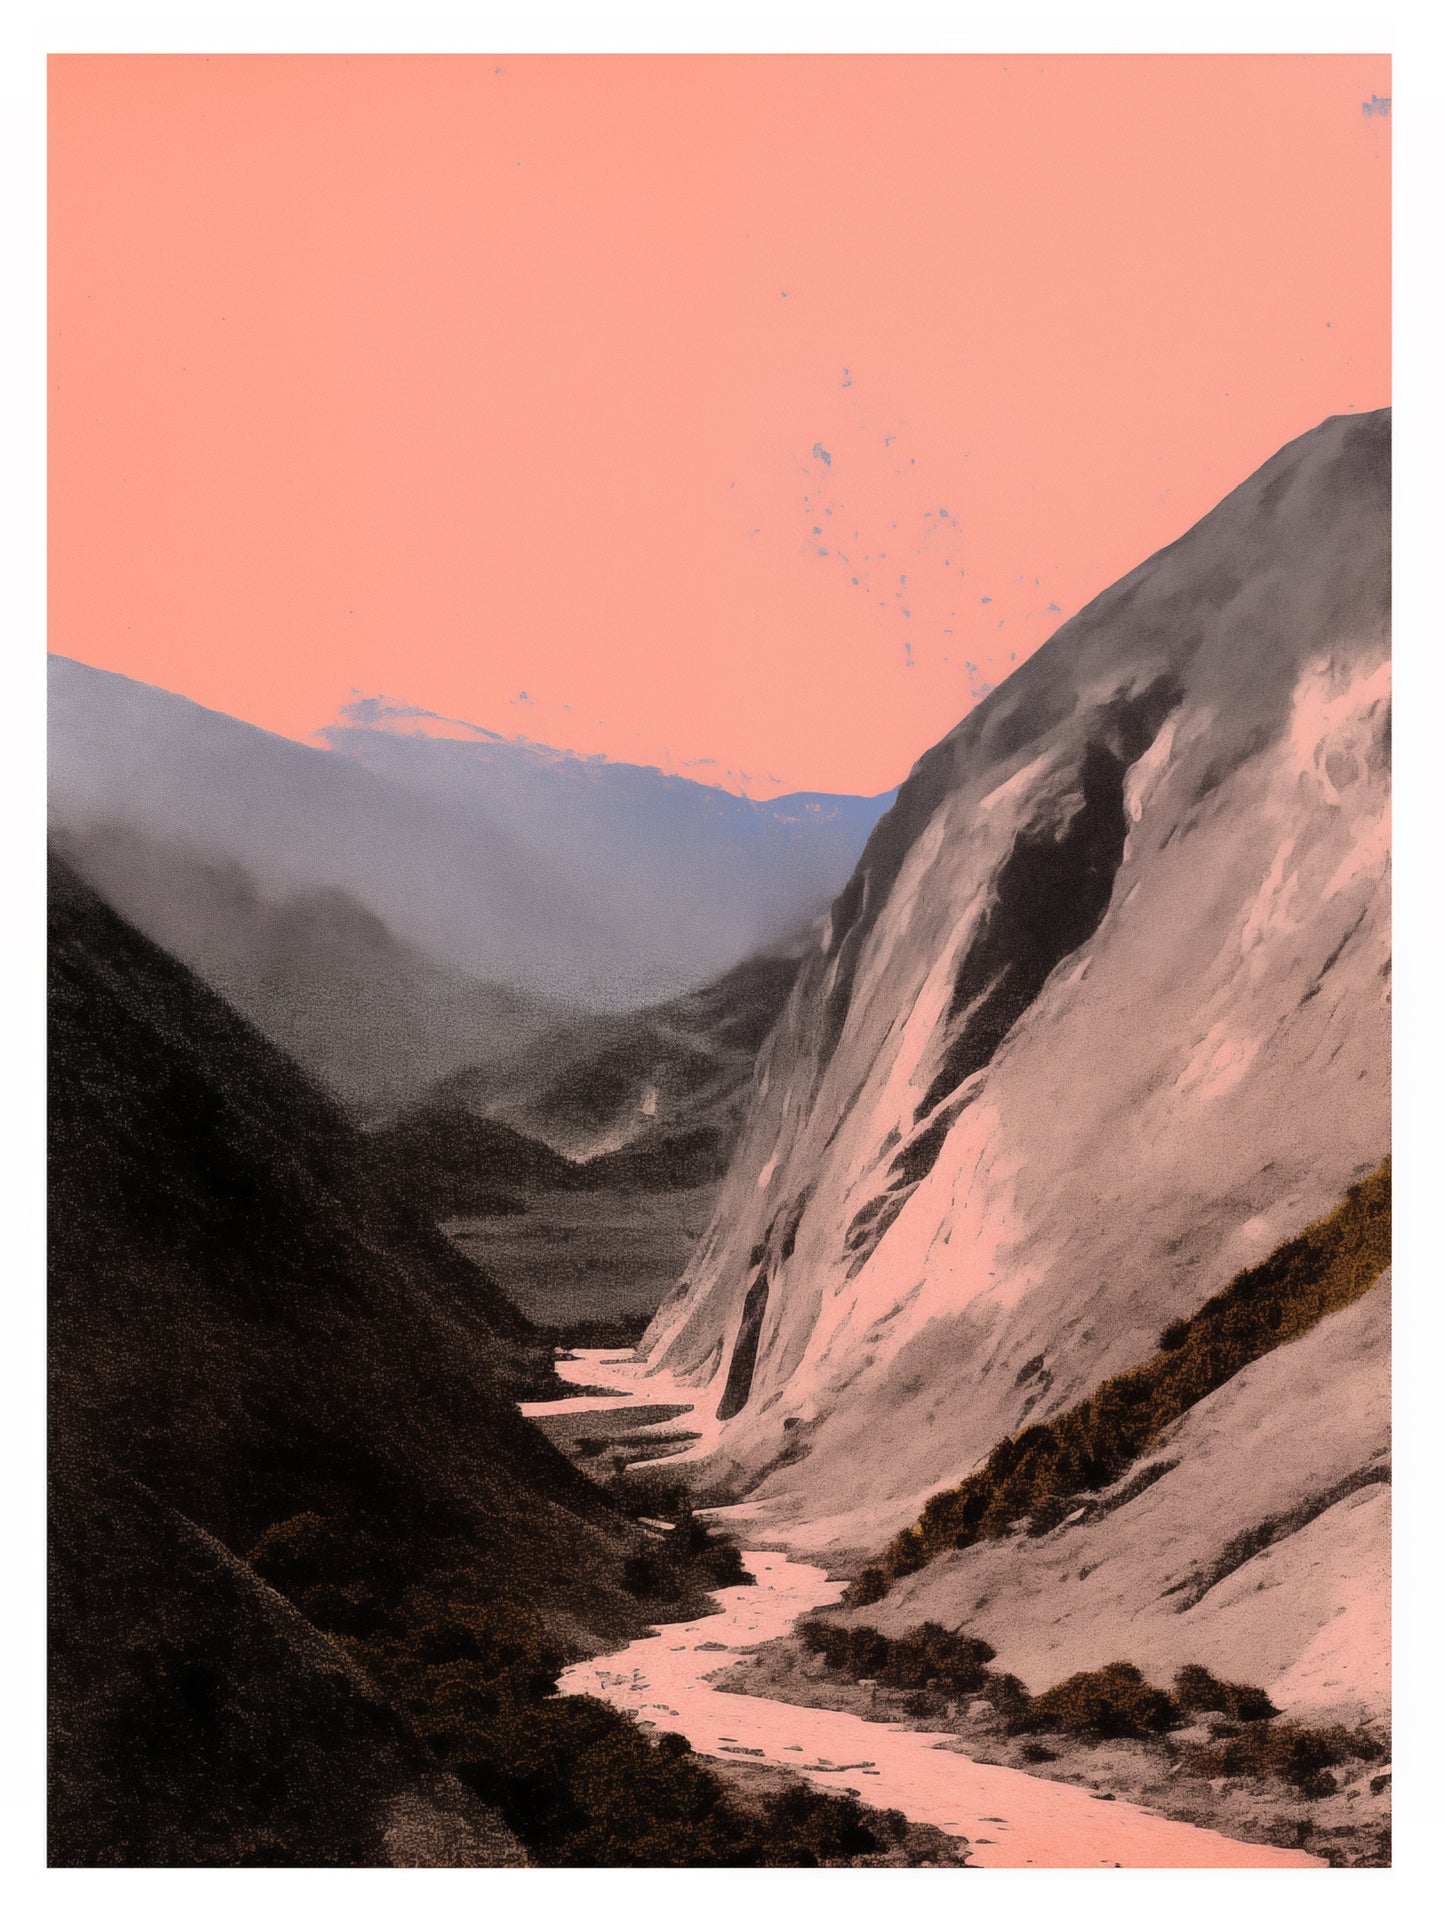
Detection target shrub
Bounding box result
[620,1552,680,1601]
[845,1565,891,1607]
[765,1786,882,1861]
[792,1615,995,1697]
[1172,1663,1278,1722]
[980,1670,1034,1730]
[1184,1720,1380,1793]
[1032,1662,1176,1738]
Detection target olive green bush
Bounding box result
[1185,1720,1382,1797]
[1172,1662,1278,1722]
[1029,1662,1177,1738]
[796,1615,996,1695]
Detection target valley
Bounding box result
[524,1353,1333,1868]
[47,408,1394,1868]
[445,1186,713,1334]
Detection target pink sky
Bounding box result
[49,54,1390,796]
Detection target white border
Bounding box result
[0,2,1418,56]
[6,6,1440,1911]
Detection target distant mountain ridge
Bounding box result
[49,656,894,1022]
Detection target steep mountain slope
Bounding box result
[642,408,1391,1602]
[865,1269,1390,1727]
[48,657,892,1020]
[47,856,659,1863]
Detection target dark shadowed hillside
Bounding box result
[47,856,665,1863]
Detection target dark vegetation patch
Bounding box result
[1172,1663,1278,1721]
[788,1616,1355,1802]
[793,1621,1275,1745]
[1029,1664,1179,1738]
[847,1162,1390,1604]
[734,1626,1390,1864]
[262,1513,948,1866]
[328,1569,910,1863]
[709,1779,960,1867]
[51,858,940,1867]
[1183,1721,1383,1798]
[796,1617,997,1696]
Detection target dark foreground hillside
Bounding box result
[52,858,871,1866]
[48,856,651,1860]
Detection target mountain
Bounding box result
[639,411,1391,1718]
[425,935,809,1174]
[322,699,896,997]
[47,856,662,1863]
[51,818,561,1117]
[368,938,809,1335]
[47,659,894,1045]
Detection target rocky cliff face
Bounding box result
[643,411,1391,1581]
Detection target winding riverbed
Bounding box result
[524,1351,1322,1869]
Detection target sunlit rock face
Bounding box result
[644,410,1390,1575]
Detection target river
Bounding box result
[523,1350,1322,1870]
